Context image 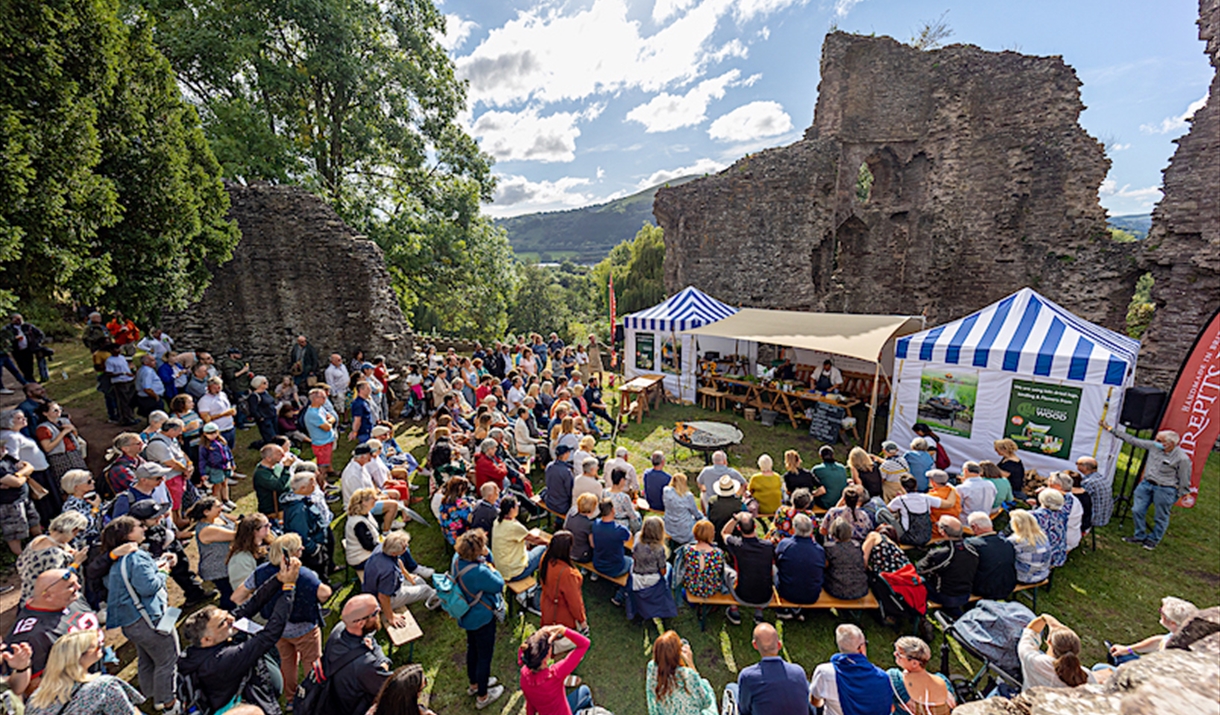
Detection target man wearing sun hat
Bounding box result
[706,474,745,547]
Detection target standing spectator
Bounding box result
[774,514,824,618]
[232,533,330,709]
[25,629,143,715]
[81,312,110,351]
[198,423,236,509]
[281,471,331,574]
[1101,422,1192,551]
[916,516,979,611]
[813,446,849,509]
[142,417,192,524]
[453,529,506,709]
[6,569,95,696]
[323,595,394,713]
[303,388,337,474]
[663,473,701,545]
[110,463,173,519]
[188,497,238,609]
[993,438,1027,499]
[32,402,85,516]
[324,354,350,416]
[809,624,892,715]
[722,624,810,715]
[348,381,375,444]
[105,312,139,349]
[0,441,41,556]
[134,355,164,417]
[103,516,180,713]
[104,346,138,426]
[1,409,57,527]
[183,362,210,400]
[104,433,145,495]
[539,532,587,631]
[362,530,438,612]
[247,375,278,448]
[1074,456,1113,528]
[720,513,774,625]
[59,469,102,549]
[198,376,238,447]
[170,394,203,467]
[0,319,28,395]
[956,462,997,517]
[288,335,319,392]
[6,314,45,383]
[15,511,86,606]
[217,347,252,429]
[965,512,1017,600]
[823,518,869,601]
[226,513,270,594]
[519,625,593,715]
[642,451,671,511]
[1007,510,1053,585]
[179,555,301,715]
[130,499,213,608]
[253,443,290,521]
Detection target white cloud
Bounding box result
[1140,95,1208,134]
[639,157,727,188]
[596,167,606,179]
[707,100,793,142]
[472,105,602,163]
[1108,142,1132,152]
[758,26,771,40]
[438,14,477,51]
[625,69,741,133]
[456,0,799,109]
[1099,178,1162,213]
[488,174,595,217]
[833,0,864,17]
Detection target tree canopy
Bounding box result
[0,0,236,319]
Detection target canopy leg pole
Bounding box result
[865,361,882,450]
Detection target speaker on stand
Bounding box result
[1113,386,1168,526]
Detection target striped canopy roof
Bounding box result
[623,286,737,332]
[896,288,1140,386]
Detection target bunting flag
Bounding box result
[1158,307,1220,508]
[609,274,617,368]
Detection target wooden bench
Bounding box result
[636,497,664,516]
[505,576,537,617]
[685,590,880,630]
[572,561,629,587]
[926,579,1049,613]
[531,493,566,526]
[697,386,729,411]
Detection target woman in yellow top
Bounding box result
[747,454,785,516]
[490,495,548,583]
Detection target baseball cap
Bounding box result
[554,443,573,457]
[134,462,172,481]
[202,423,220,434]
[353,444,373,456]
[129,499,171,521]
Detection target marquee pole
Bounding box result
[865,360,882,449]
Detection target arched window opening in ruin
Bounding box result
[855,162,875,203]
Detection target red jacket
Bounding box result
[474,453,508,492]
[881,563,927,615]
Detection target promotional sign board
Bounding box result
[1004,379,1082,460]
[635,332,655,371]
[661,335,681,375]
[1158,309,1220,507]
[917,368,978,437]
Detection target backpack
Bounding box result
[433,555,482,620]
[293,645,368,715]
[178,662,257,715]
[933,441,951,470]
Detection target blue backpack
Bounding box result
[433,555,482,620]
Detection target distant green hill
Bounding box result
[1108,213,1152,239]
[496,175,700,263]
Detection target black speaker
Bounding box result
[1119,386,1167,430]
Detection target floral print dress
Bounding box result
[439,497,473,545]
[1033,506,1070,567]
[866,535,909,574]
[26,675,143,715]
[681,547,728,599]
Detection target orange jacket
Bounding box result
[929,483,961,523]
[539,563,585,629]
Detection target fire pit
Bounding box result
[673,421,744,464]
[922,396,968,426]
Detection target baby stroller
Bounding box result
[935,600,1031,702]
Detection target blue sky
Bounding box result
[437,0,1211,218]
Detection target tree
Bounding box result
[911,11,953,51]
[0,0,236,319]
[618,223,666,314]
[135,0,510,333]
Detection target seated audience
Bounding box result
[674,520,729,605]
[821,484,873,543]
[885,475,942,546]
[643,451,671,512]
[780,449,821,498]
[1018,613,1095,690]
[695,451,745,507]
[955,462,997,517]
[878,441,909,502]
[926,469,960,522]
[344,488,384,574]
[491,495,547,583]
[916,516,979,610]
[887,636,956,714]
[775,514,825,617]
[606,467,641,532]
[591,498,632,606]
[904,438,934,492]
[571,457,603,503]
[469,482,501,535]
[362,530,438,613]
[662,472,700,545]
[544,444,576,517]
[367,663,434,715]
[848,446,884,500]
[862,524,911,575]
[823,517,869,601]
[539,531,587,632]
[746,454,784,515]
[978,460,1014,508]
[721,512,774,625]
[1031,488,1069,568]
[965,512,1016,600]
[810,624,891,715]
[722,624,809,715]
[437,476,473,546]
[1107,596,1198,665]
[705,475,744,546]
[563,492,598,563]
[769,487,817,542]
[1007,510,1053,585]
[647,630,717,715]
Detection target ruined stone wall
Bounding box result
[163,183,414,376]
[1136,0,1220,391]
[655,33,1139,331]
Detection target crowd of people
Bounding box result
[0,316,1202,715]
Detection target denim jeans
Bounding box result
[1131,481,1176,544]
[0,355,26,388]
[510,544,548,582]
[568,684,592,712]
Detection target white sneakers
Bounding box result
[476,684,505,709]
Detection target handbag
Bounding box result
[26,477,49,500]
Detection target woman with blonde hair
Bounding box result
[887,636,956,714]
[848,446,884,500]
[26,629,143,714]
[1019,614,1094,690]
[781,449,819,496]
[663,473,701,545]
[993,438,1026,498]
[1007,510,1052,584]
[572,434,597,475]
[646,630,717,715]
[344,487,383,573]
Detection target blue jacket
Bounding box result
[282,491,328,555]
[737,656,813,715]
[454,558,504,631]
[107,549,169,629]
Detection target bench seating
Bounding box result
[505,576,537,617]
[572,561,629,587]
[530,493,566,524]
[926,579,1049,612]
[685,590,879,630]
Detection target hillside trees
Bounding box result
[136,0,516,337]
[0,0,237,319]
[590,222,666,317]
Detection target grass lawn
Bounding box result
[24,342,1220,714]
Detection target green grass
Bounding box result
[32,342,1220,714]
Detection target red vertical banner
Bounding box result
[1158,308,1220,507]
[608,275,618,368]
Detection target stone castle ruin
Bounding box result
[163,183,414,376]
[655,7,1219,389]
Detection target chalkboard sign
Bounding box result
[808,402,847,444]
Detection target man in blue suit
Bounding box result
[722,623,812,715]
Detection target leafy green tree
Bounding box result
[508,264,573,339]
[618,222,666,313]
[0,0,236,319]
[135,0,511,333]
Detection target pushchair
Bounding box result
[935,599,1031,702]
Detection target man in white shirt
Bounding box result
[602,446,638,487]
[571,457,604,507]
[810,359,844,393]
[136,329,174,364]
[506,376,526,414]
[340,443,401,532]
[324,353,350,414]
[956,461,998,517]
[197,376,237,444]
[104,344,138,425]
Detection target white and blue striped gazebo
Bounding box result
[890,287,1140,477]
[622,286,740,402]
[623,286,737,332]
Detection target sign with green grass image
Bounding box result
[917,368,978,437]
[1004,379,1082,459]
